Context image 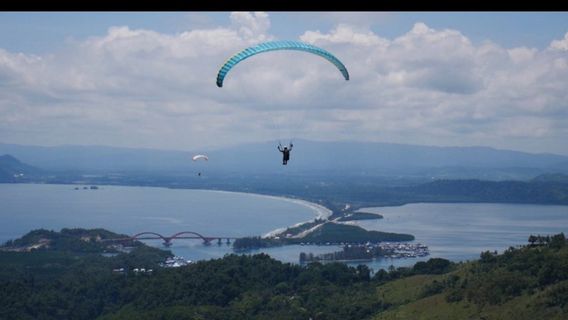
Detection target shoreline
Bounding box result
[261,200,332,238]
[189,188,332,220]
[181,189,333,238]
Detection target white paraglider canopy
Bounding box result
[192,154,208,161]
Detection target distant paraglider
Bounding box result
[192,154,208,176]
[216,40,349,88]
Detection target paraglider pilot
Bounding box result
[278,143,293,165]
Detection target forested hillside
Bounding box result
[1,229,567,319]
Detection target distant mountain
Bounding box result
[207,140,568,179]
[531,173,568,183]
[0,144,190,173]
[0,154,42,182]
[0,140,567,180]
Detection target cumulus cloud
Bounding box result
[230,12,272,43]
[0,14,567,155]
[550,31,568,51]
[301,24,388,46]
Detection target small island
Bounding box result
[233,221,414,250]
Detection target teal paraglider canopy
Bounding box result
[216,40,349,87]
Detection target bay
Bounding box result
[0,183,325,248]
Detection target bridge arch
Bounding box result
[169,231,212,242]
[131,232,169,242]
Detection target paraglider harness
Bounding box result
[278,142,293,165]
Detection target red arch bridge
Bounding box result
[104,231,239,247]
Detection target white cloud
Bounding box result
[549,31,568,51]
[230,12,272,43]
[290,12,393,30]
[508,47,537,64]
[0,14,567,155]
[301,24,388,46]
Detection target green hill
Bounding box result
[373,233,568,320]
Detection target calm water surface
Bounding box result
[354,203,568,270]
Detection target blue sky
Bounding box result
[1,12,568,155]
[2,12,568,54]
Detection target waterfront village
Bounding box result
[160,256,193,268]
[111,256,192,275]
[300,242,429,263]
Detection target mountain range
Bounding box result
[0,140,567,180]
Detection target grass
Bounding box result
[372,271,568,320]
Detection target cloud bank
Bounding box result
[0,12,567,154]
